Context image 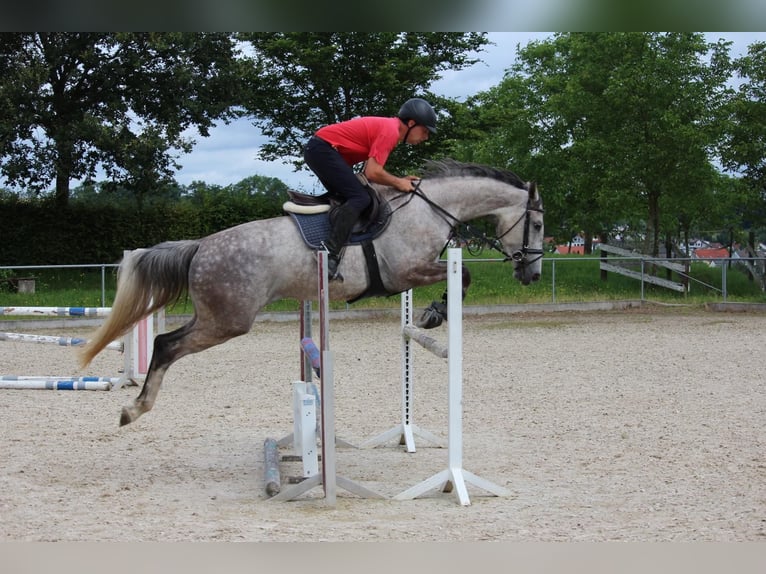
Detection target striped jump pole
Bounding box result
[0,306,112,317]
[0,331,123,352]
[393,248,511,506]
[0,251,162,392]
[0,376,118,391]
[0,302,163,391]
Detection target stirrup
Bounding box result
[327,255,344,282]
[320,242,344,282]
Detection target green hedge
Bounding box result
[0,202,271,265]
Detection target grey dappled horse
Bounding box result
[79,160,544,426]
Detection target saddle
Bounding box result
[283,174,394,303]
[282,174,392,249]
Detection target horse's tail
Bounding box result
[78,240,201,368]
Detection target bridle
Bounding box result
[407,181,544,266]
[494,198,545,265]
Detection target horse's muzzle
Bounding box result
[515,266,541,286]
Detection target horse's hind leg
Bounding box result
[119,318,244,426]
[120,338,172,425]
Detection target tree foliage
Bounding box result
[457,33,734,254]
[2,32,765,266]
[238,32,489,174]
[719,41,766,232]
[0,33,245,207]
[182,174,288,223]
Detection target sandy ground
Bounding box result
[0,306,764,542]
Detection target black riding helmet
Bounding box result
[398,98,437,134]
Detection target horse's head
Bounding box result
[396,159,545,289]
[495,181,544,286]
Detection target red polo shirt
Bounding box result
[315,116,401,167]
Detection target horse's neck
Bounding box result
[423,178,526,222]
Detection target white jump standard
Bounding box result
[393,248,511,506]
[359,288,446,452]
[271,301,321,484]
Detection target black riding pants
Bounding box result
[303,136,372,215]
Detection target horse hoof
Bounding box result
[119,408,134,426]
[415,302,447,329]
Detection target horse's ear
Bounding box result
[527,181,538,200]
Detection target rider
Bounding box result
[303,97,437,281]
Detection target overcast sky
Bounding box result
[172,32,766,194]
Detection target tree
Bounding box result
[719,41,766,242]
[237,33,489,175]
[0,33,245,207]
[222,174,289,219]
[181,174,288,225]
[70,177,184,209]
[463,33,732,254]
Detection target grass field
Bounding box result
[1,251,765,316]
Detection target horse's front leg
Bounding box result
[415,264,472,329]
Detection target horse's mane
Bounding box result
[420,159,528,190]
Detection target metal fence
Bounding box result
[459,254,766,303]
[2,254,765,307]
[0,263,118,307]
[545,255,766,302]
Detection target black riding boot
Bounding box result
[322,204,359,281]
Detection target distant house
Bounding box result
[554,245,585,255]
[693,247,733,267]
[554,234,601,255]
[690,239,711,251]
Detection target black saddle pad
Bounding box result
[289,212,333,250]
[289,202,391,250]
